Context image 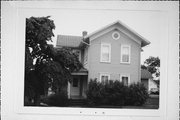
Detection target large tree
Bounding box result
[25,16,82,105]
[141,56,160,79]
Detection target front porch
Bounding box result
[67,68,88,99]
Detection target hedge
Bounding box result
[86,79,149,106]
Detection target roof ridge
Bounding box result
[58,34,82,38]
[84,20,150,47]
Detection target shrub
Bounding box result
[125,82,149,106]
[43,90,69,107]
[86,79,149,107]
[100,80,128,106]
[108,80,129,106]
[86,79,104,106]
[86,79,128,106]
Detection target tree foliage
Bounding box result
[25,16,82,105]
[141,56,160,78]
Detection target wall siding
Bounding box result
[88,28,141,83]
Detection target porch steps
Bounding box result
[68,99,86,106]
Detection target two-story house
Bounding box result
[56,21,150,99]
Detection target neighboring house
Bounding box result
[141,69,158,93]
[56,21,150,99]
[141,69,152,92]
[149,79,159,93]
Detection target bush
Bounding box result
[86,79,104,106]
[101,80,128,106]
[125,83,149,106]
[43,90,69,107]
[86,79,149,106]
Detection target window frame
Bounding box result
[100,73,110,83]
[120,44,131,64]
[75,49,81,62]
[83,46,88,65]
[120,74,130,86]
[100,43,111,63]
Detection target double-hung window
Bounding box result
[121,45,131,63]
[120,74,130,86]
[100,43,111,62]
[100,74,110,83]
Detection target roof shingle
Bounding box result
[56,35,82,48]
[141,69,152,79]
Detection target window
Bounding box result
[76,50,81,62]
[121,45,130,63]
[84,47,88,64]
[100,74,110,83]
[112,31,120,40]
[73,78,79,87]
[73,50,81,62]
[120,74,130,86]
[100,43,111,62]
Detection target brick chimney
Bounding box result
[82,31,87,37]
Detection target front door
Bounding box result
[70,77,80,97]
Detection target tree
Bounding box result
[25,16,82,105]
[141,56,160,78]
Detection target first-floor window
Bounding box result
[120,74,130,86]
[100,74,110,83]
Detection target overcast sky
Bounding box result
[27,2,167,64]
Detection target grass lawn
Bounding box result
[119,94,159,109]
[39,94,159,109]
[68,94,159,109]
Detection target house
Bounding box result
[141,69,152,92]
[56,21,150,99]
[141,69,159,93]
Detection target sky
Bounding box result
[27,3,167,64]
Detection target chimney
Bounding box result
[82,31,87,37]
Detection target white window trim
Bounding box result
[100,73,110,82]
[100,43,111,63]
[112,31,120,40]
[120,44,131,64]
[120,74,130,86]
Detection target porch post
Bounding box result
[67,81,71,99]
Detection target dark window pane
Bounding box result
[73,78,78,87]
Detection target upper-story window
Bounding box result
[121,45,131,64]
[84,47,88,64]
[74,50,81,62]
[100,43,111,63]
[120,74,130,86]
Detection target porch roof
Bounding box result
[71,68,88,75]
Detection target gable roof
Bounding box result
[56,20,150,48]
[56,35,82,48]
[141,69,153,79]
[84,20,150,47]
